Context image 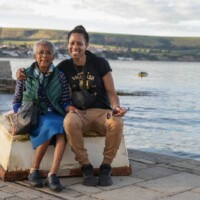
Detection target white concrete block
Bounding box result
[0,112,131,181]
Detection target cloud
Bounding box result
[0,0,200,36]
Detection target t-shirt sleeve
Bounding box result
[96,57,112,77]
[57,59,73,77]
[57,60,65,71]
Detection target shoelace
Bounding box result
[100,166,111,175]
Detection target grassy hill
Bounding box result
[1,27,200,61]
[0,27,67,40]
[1,27,200,48]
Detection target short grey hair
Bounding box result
[33,39,56,55]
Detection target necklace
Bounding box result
[73,56,87,73]
[74,64,85,74]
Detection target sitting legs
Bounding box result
[45,134,66,192]
[64,112,97,186]
[28,139,51,188]
[64,109,123,186]
[28,134,66,192]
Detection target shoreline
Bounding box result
[128,148,200,168]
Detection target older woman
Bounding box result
[13,40,70,192]
[57,25,127,187]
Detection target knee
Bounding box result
[63,113,82,133]
[107,117,124,132]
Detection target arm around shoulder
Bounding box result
[16,68,26,81]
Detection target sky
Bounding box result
[0,0,200,37]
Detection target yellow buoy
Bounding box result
[138,71,148,78]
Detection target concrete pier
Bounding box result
[1,149,200,199]
[0,60,15,93]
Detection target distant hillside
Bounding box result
[1,27,200,61]
[0,27,67,40]
[1,27,200,48]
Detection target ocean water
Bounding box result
[1,58,200,160]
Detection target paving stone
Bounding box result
[191,187,200,194]
[5,182,41,194]
[14,182,82,199]
[6,183,66,200]
[60,177,82,186]
[2,150,200,200]
[32,192,65,200]
[75,195,99,200]
[30,198,49,200]
[59,188,83,198]
[136,172,200,195]
[30,195,62,200]
[59,197,78,200]
[188,169,200,176]
[0,182,7,187]
[4,196,26,200]
[132,166,178,180]
[0,186,23,194]
[31,186,80,199]
[14,191,40,199]
[130,160,153,173]
[97,176,143,190]
[15,180,29,187]
[68,183,103,195]
[130,158,156,164]
[161,191,200,200]
[92,185,165,200]
[0,191,14,199]
[171,162,200,170]
[158,164,187,172]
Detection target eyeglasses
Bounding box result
[36,51,53,56]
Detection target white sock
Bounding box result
[30,168,38,173]
[48,172,54,177]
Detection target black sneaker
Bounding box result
[81,164,97,186]
[98,163,113,186]
[45,174,63,192]
[28,169,43,188]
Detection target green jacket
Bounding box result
[22,62,65,115]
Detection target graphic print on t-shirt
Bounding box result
[71,71,97,95]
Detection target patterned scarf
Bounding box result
[33,63,54,84]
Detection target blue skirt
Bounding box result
[30,112,65,149]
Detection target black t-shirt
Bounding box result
[57,51,112,109]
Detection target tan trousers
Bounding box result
[63,108,123,166]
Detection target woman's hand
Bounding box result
[11,126,17,136]
[16,68,26,80]
[112,106,127,117]
[66,105,77,112]
[66,105,82,118]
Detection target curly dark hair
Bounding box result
[67,25,89,44]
